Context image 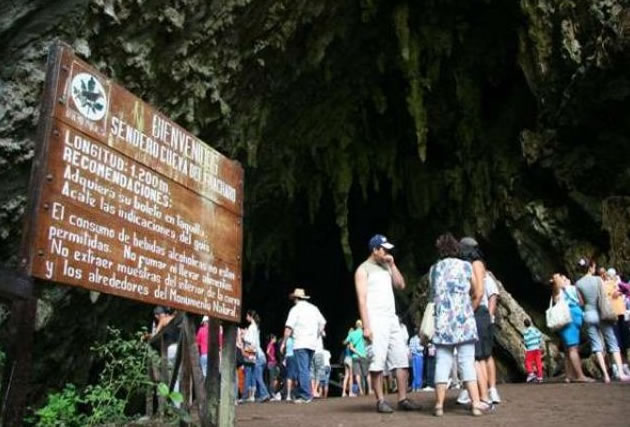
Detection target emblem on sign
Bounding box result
[70,72,107,121]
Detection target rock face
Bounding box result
[0,0,629,401]
[491,276,561,380]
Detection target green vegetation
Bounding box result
[30,327,162,426]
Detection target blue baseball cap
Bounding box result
[368,234,394,251]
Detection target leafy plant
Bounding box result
[32,384,83,427]
[31,327,159,426]
[156,382,192,424]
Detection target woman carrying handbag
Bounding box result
[549,273,593,383]
[575,258,630,382]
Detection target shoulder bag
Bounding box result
[420,302,435,339]
[420,265,436,339]
[545,295,571,331]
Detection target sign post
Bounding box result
[14,41,244,425]
[22,42,244,321]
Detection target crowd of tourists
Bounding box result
[166,233,630,417]
[548,260,630,383]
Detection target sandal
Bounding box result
[472,400,494,416]
[434,406,444,417]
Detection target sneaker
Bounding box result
[536,377,544,383]
[257,395,270,403]
[421,386,434,392]
[271,392,281,401]
[285,396,292,402]
[376,399,394,414]
[397,398,421,411]
[246,396,255,403]
[623,364,630,377]
[294,398,313,404]
[526,373,537,383]
[488,387,501,404]
[456,390,471,405]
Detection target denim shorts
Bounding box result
[435,343,476,383]
[586,321,619,353]
[318,365,331,384]
[286,356,298,380]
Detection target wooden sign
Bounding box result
[21,43,243,321]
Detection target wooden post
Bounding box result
[181,314,209,427]
[0,296,37,427]
[170,330,184,393]
[180,323,192,427]
[218,323,237,427]
[158,334,168,415]
[207,319,221,425]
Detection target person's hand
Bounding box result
[384,254,394,265]
[363,327,373,343]
[280,341,286,354]
[613,290,621,298]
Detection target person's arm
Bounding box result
[343,334,350,345]
[488,294,498,317]
[385,255,405,290]
[348,343,360,355]
[576,287,585,306]
[355,266,372,342]
[318,311,327,336]
[486,273,500,316]
[471,261,485,309]
[152,314,172,337]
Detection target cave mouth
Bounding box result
[240,0,537,356]
[1,0,630,415]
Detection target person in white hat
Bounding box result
[354,234,420,413]
[280,288,326,403]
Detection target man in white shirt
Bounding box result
[281,288,326,403]
[354,234,420,413]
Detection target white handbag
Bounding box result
[420,302,435,339]
[545,295,571,330]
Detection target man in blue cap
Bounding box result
[354,234,420,413]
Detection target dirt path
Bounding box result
[236,383,629,427]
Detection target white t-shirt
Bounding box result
[360,259,396,318]
[481,273,499,308]
[244,322,261,351]
[285,300,326,350]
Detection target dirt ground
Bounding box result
[236,382,629,427]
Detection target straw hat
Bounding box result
[289,288,310,300]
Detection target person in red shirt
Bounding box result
[196,316,209,377]
[266,334,281,400]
